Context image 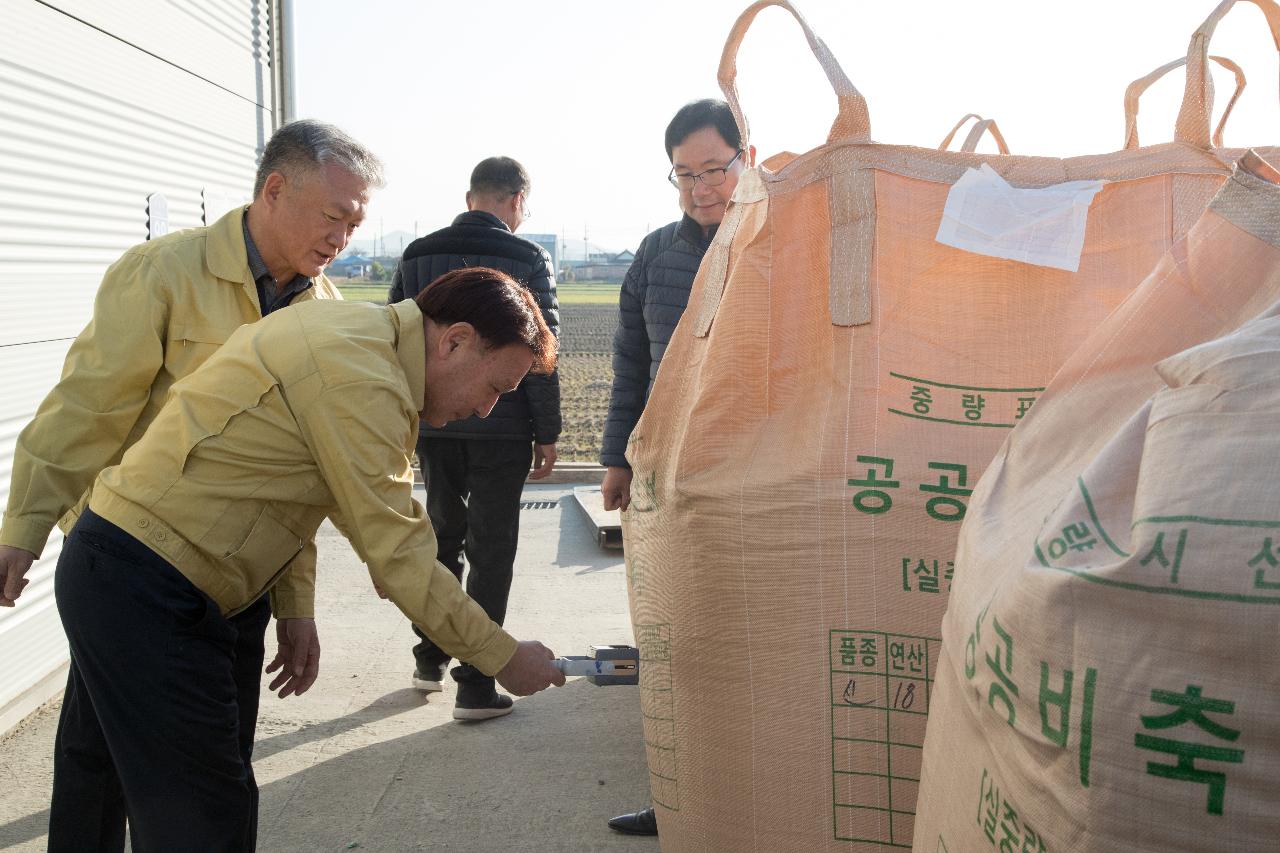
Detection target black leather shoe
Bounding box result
[607,806,658,836]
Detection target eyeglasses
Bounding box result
[512,189,531,219]
[668,150,745,189]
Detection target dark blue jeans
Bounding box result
[50,509,269,852]
[413,436,531,689]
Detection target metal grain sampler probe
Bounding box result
[552,644,638,686]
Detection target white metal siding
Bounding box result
[0,0,278,730]
[29,0,274,105]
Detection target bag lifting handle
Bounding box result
[717,0,872,150]
[1175,0,1280,148]
[939,113,1011,155]
[1126,55,1245,149]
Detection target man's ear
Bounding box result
[438,322,476,357]
[745,144,758,168]
[260,171,287,209]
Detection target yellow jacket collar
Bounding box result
[390,299,426,412]
[206,205,254,286]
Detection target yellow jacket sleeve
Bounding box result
[295,380,518,676]
[1,252,167,556]
[268,539,317,619]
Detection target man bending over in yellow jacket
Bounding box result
[8,267,566,850]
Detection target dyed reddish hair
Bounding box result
[414,267,557,374]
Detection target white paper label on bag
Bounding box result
[935,163,1105,272]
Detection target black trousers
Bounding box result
[413,436,531,688]
[50,509,268,852]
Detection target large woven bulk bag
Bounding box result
[621,1,1280,850]
[912,152,1280,852]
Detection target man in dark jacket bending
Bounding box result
[388,156,560,721]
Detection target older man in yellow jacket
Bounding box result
[46,267,567,848]
[0,119,382,851]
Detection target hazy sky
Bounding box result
[295,0,1280,254]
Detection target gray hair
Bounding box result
[469,156,530,198]
[254,119,385,197]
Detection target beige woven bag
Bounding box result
[912,151,1280,852]
[620,2,1280,849]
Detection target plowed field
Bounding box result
[557,304,618,461]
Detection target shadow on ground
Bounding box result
[0,811,45,850]
[254,688,427,763]
[256,679,653,853]
[1,681,651,853]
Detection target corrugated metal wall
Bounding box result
[0,0,279,732]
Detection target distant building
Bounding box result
[564,248,635,283]
[519,232,558,271]
[329,254,375,278]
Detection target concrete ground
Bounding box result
[0,483,654,852]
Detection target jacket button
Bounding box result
[137,519,150,529]
[155,531,167,542]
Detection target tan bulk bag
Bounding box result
[911,152,1280,852]
[619,1,1280,850]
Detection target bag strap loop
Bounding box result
[939,114,1011,155]
[1174,0,1280,148]
[717,0,872,150]
[1126,55,1245,149]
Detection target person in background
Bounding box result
[600,99,755,836]
[0,118,381,852]
[388,156,561,721]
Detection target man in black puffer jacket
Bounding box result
[388,156,560,722]
[600,100,754,510]
[602,100,755,837]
